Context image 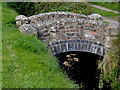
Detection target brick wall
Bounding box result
[16,12,110,56]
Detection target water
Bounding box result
[56,51,103,89]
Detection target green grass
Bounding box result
[2,3,78,88]
[7,2,93,16]
[103,21,110,24]
[90,2,119,12]
[92,7,119,21]
[103,36,120,89]
[97,36,120,89]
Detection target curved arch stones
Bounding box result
[15,12,117,57]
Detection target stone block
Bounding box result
[16,15,29,27]
[19,24,38,36]
[88,14,102,20]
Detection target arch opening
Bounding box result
[56,51,104,89]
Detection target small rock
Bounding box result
[15,15,29,27]
[67,58,74,61]
[15,15,28,21]
[74,58,79,62]
[63,61,71,67]
[19,24,38,36]
[88,14,102,20]
[70,54,76,56]
[66,55,71,58]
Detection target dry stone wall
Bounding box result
[16,12,114,56]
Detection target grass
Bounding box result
[103,21,110,24]
[90,2,119,12]
[97,34,120,89]
[2,2,120,89]
[2,3,78,88]
[7,2,93,16]
[92,7,119,21]
[103,36,120,89]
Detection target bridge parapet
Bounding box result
[16,12,113,56]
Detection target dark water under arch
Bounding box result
[55,51,111,89]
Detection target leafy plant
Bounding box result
[7,2,93,16]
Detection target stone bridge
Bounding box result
[15,12,118,57]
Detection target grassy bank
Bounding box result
[101,37,120,89]
[92,7,119,21]
[97,35,120,89]
[2,3,78,88]
[90,2,119,12]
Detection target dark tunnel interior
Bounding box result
[55,51,111,89]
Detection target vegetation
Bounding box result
[92,7,119,21]
[2,3,78,88]
[104,37,120,89]
[98,36,120,89]
[7,2,119,21]
[7,2,93,16]
[90,2,119,12]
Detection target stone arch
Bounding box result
[16,12,111,56]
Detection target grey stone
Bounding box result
[88,14,102,20]
[15,12,117,56]
[19,24,37,36]
[16,15,29,27]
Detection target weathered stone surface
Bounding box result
[16,15,29,27]
[19,24,38,36]
[16,12,117,56]
[88,14,102,20]
[50,39,105,56]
